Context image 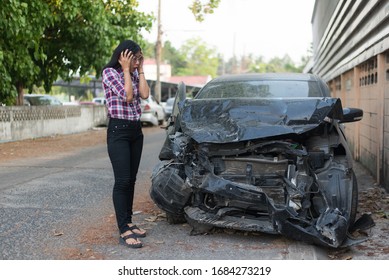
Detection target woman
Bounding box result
[102,40,149,248]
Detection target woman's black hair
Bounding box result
[103,40,141,70]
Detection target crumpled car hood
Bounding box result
[179,98,343,143]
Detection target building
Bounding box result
[309,0,389,190]
[143,58,172,81]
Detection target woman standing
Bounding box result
[102,40,149,248]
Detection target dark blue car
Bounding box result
[150,73,364,248]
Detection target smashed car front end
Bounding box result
[151,97,361,248]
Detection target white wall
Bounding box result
[0,105,107,142]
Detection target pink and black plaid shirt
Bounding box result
[102,67,142,121]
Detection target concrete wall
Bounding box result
[382,54,389,190]
[326,52,389,191]
[311,0,389,191]
[0,105,107,142]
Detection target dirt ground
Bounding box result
[1,130,388,259]
[0,129,107,162]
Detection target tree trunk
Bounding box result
[16,82,24,106]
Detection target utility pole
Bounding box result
[155,0,162,102]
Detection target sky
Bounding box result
[137,0,315,63]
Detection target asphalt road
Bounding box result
[0,126,388,260]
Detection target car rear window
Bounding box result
[25,96,62,105]
[196,80,323,99]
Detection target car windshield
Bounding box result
[196,80,323,99]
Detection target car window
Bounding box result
[48,97,62,105]
[24,95,62,105]
[166,98,175,106]
[93,98,106,104]
[196,80,323,99]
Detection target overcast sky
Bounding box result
[138,0,315,63]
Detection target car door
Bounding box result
[150,95,165,121]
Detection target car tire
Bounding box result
[166,212,187,224]
[349,169,358,228]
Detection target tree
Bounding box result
[189,0,221,22]
[142,41,156,58]
[0,0,52,105]
[176,38,219,77]
[0,0,153,105]
[162,41,187,75]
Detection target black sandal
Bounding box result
[119,233,143,249]
[128,224,147,238]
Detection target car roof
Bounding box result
[209,73,321,83]
[24,94,54,97]
[25,94,42,97]
[195,73,331,99]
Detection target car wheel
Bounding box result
[166,212,187,224]
[349,169,358,228]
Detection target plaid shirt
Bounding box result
[102,67,142,121]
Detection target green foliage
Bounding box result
[221,53,310,75]
[190,0,221,22]
[163,41,187,76]
[0,0,51,104]
[175,38,219,77]
[0,0,153,105]
[142,41,157,58]
[184,0,311,75]
[0,0,311,106]
[156,38,310,79]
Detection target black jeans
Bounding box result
[107,118,144,234]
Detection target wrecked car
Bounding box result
[150,73,365,248]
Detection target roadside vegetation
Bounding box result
[0,0,310,106]
[142,38,311,77]
[0,0,153,105]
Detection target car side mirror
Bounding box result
[340,107,363,123]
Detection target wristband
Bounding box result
[139,72,144,75]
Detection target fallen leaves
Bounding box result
[53,229,64,237]
[145,212,167,222]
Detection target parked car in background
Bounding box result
[140,95,165,126]
[163,97,175,121]
[78,101,96,106]
[92,97,106,105]
[150,73,366,248]
[24,94,62,106]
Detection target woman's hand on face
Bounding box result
[138,51,144,67]
[119,50,133,71]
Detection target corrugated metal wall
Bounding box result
[311,0,389,190]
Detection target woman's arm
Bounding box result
[119,50,134,102]
[137,53,150,99]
